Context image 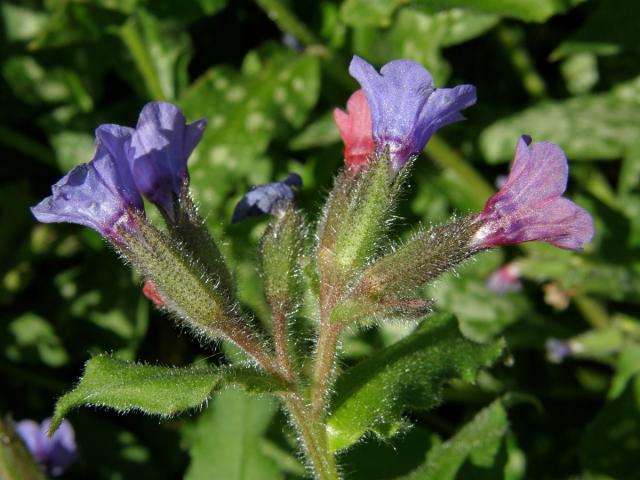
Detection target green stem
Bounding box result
[311,323,341,420]
[426,135,495,208]
[119,18,167,101]
[496,26,547,99]
[284,394,339,480]
[574,295,610,329]
[0,125,55,167]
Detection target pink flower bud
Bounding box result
[333,89,375,172]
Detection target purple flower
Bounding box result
[546,338,574,363]
[15,418,77,476]
[231,173,302,223]
[31,138,144,244]
[127,102,207,221]
[471,136,594,250]
[486,263,522,294]
[348,55,476,171]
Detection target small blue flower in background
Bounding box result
[232,173,302,224]
[349,55,476,172]
[15,418,77,476]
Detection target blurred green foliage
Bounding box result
[1,0,639,478]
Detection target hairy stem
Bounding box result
[284,393,339,480]
[311,322,342,420]
[273,307,296,383]
[223,321,283,380]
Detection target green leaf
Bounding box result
[289,110,341,151]
[327,314,504,451]
[119,10,192,101]
[340,0,405,27]
[429,250,529,342]
[552,0,640,59]
[399,399,510,480]
[608,346,640,400]
[51,356,229,434]
[6,313,69,367]
[184,388,282,480]
[1,3,47,42]
[340,0,581,25]
[581,374,640,480]
[480,76,640,163]
[412,0,583,22]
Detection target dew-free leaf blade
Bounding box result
[480,76,640,163]
[327,314,504,451]
[49,356,283,434]
[184,388,282,480]
[399,398,516,480]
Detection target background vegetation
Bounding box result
[1,0,639,478]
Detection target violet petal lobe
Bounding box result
[15,419,47,462]
[31,145,143,242]
[129,102,207,219]
[231,174,302,224]
[473,136,594,251]
[349,55,476,170]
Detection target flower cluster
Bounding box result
[334,57,593,252]
[31,102,206,244]
[336,56,476,172]
[30,54,595,480]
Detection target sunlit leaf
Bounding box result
[327,314,504,451]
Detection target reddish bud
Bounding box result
[142,280,165,306]
[333,90,375,172]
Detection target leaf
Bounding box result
[412,0,583,22]
[118,10,192,101]
[340,0,405,27]
[50,356,221,433]
[480,76,640,163]
[399,399,510,480]
[289,111,341,151]
[428,250,530,343]
[552,0,640,59]
[184,388,282,480]
[340,0,581,25]
[608,346,640,400]
[179,49,320,218]
[6,313,69,367]
[49,354,284,435]
[327,314,504,451]
[581,374,640,480]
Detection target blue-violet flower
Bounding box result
[127,102,207,221]
[471,136,594,250]
[31,138,144,245]
[232,173,302,223]
[349,55,476,171]
[16,418,77,477]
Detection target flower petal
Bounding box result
[130,102,206,219]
